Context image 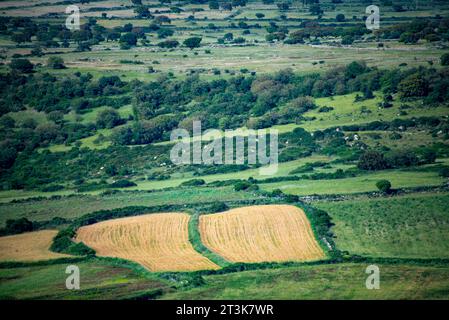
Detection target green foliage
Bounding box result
[109,180,137,188]
[50,228,95,256]
[47,57,65,69]
[180,179,206,187]
[96,108,123,129]
[0,218,33,236]
[9,59,33,73]
[441,53,449,66]
[358,151,388,171]
[376,179,392,193]
[188,213,230,267]
[233,180,252,191]
[183,37,202,49]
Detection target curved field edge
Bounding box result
[75,213,219,272]
[0,230,72,262]
[198,205,326,263]
[46,197,336,271]
[188,213,231,268]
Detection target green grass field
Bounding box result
[162,263,449,300]
[314,193,449,259]
[0,186,259,226]
[259,168,446,196]
[0,259,170,300]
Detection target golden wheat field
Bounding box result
[75,213,219,272]
[199,205,325,263]
[0,230,70,262]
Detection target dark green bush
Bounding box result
[180,179,206,187]
[376,180,392,193]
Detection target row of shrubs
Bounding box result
[0,217,70,237]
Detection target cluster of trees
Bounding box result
[358,148,437,171]
[378,18,449,44]
[1,60,448,189]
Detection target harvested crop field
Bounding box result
[0,230,70,262]
[75,213,219,272]
[199,205,325,263]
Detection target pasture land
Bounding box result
[162,263,449,300]
[0,186,259,226]
[199,205,325,263]
[0,230,70,262]
[76,213,219,272]
[314,192,449,259]
[0,259,170,300]
[259,169,445,196]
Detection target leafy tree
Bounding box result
[4,218,34,234]
[439,167,449,178]
[30,46,43,57]
[376,180,392,193]
[154,15,171,25]
[47,111,64,124]
[120,32,138,49]
[9,58,34,73]
[209,1,219,9]
[96,108,123,129]
[221,3,233,10]
[441,53,449,66]
[223,32,234,41]
[309,3,323,16]
[398,74,429,100]
[47,56,65,69]
[157,28,174,39]
[180,179,205,186]
[232,0,247,7]
[336,13,345,22]
[183,37,202,49]
[277,3,290,10]
[256,13,265,19]
[282,96,316,117]
[234,180,252,191]
[345,61,367,79]
[358,151,388,171]
[0,147,17,169]
[208,202,229,213]
[76,42,91,51]
[11,32,31,44]
[341,35,354,45]
[104,164,118,176]
[123,23,133,32]
[386,150,418,168]
[0,116,15,128]
[157,39,179,48]
[135,6,152,18]
[110,179,137,188]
